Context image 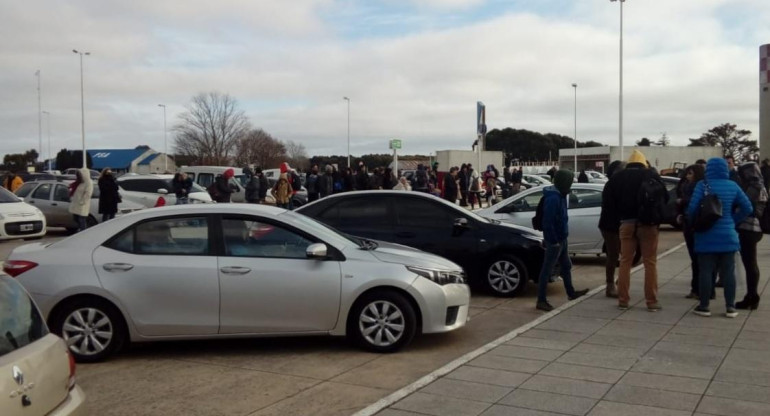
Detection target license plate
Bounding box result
[20,224,34,232]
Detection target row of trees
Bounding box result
[484,128,605,165]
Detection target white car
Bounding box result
[478,183,606,255]
[117,174,213,207]
[522,174,551,187]
[576,170,608,184]
[5,204,469,362]
[0,186,46,241]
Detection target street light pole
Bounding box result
[572,83,578,172]
[158,104,167,171]
[73,49,90,168]
[35,70,42,170]
[343,97,350,168]
[42,111,51,171]
[610,0,626,160]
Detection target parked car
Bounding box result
[478,183,605,255]
[297,191,545,297]
[117,174,213,207]
[0,186,46,241]
[660,176,681,228]
[63,168,100,179]
[15,179,144,232]
[181,166,247,203]
[15,172,57,183]
[522,174,550,186]
[0,273,86,414]
[575,170,608,184]
[5,204,469,361]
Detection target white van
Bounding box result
[181,166,246,202]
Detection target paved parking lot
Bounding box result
[1,226,684,415]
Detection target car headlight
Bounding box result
[407,266,466,285]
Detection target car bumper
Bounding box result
[0,219,46,240]
[408,279,470,334]
[49,385,86,416]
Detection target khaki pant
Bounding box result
[618,222,659,305]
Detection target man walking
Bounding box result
[443,166,459,204]
[604,150,668,311]
[536,169,589,311]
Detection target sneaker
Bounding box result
[536,301,554,312]
[725,307,738,318]
[647,303,662,312]
[617,302,629,310]
[693,306,711,317]
[605,286,618,298]
[569,289,589,300]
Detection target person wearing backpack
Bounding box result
[686,158,752,318]
[598,160,626,298]
[604,149,668,311]
[735,162,768,310]
[306,164,320,202]
[676,164,714,300]
[535,169,589,311]
[414,164,429,193]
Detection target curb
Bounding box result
[352,241,688,416]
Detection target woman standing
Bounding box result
[458,164,469,207]
[271,172,292,209]
[69,168,94,232]
[736,162,768,309]
[98,168,120,222]
[677,164,706,299]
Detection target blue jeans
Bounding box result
[537,239,576,302]
[176,197,189,205]
[698,252,736,309]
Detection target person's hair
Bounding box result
[100,167,112,178]
[695,159,707,165]
[606,160,625,177]
[685,164,705,183]
[725,155,735,162]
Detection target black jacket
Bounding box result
[355,171,370,190]
[603,163,668,222]
[214,176,236,203]
[443,174,459,202]
[319,173,334,197]
[245,175,260,202]
[98,175,120,215]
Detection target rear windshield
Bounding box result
[0,276,48,356]
[0,186,21,203]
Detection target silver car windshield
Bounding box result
[0,276,48,356]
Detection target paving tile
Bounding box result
[467,355,549,374]
[520,329,591,343]
[603,384,700,412]
[539,362,625,384]
[734,330,770,351]
[661,331,735,347]
[706,381,770,404]
[249,381,387,416]
[614,308,688,325]
[632,356,719,379]
[588,400,692,416]
[696,395,770,416]
[499,389,596,416]
[563,303,625,320]
[420,378,513,403]
[617,372,709,395]
[570,343,647,359]
[582,333,658,350]
[721,348,770,373]
[536,316,610,334]
[715,367,770,387]
[488,345,564,361]
[519,375,611,399]
[480,405,565,416]
[677,313,748,329]
[391,392,490,416]
[556,351,638,371]
[505,336,576,351]
[376,410,425,416]
[446,366,532,388]
[595,320,671,340]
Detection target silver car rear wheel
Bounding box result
[63,307,114,357]
[486,256,527,297]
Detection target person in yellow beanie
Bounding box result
[603,149,669,311]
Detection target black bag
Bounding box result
[290,171,301,191]
[693,181,722,232]
[760,198,770,234]
[206,182,220,200]
[531,195,547,231]
[637,175,667,225]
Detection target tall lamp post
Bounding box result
[343,97,350,168]
[35,70,42,169]
[610,0,625,160]
[158,104,167,171]
[572,83,578,171]
[73,49,90,168]
[42,111,51,171]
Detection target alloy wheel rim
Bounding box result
[62,308,113,356]
[488,260,521,293]
[359,301,405,347]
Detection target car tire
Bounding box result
[50,297,127,363]
[485,255,528,297]
[348,290,417,353]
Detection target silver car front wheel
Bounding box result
[486,256,527,297]
[350,290,416,353]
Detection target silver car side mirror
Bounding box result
[157,188,169,195]
[306,243,328,259]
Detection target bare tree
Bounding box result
[173,92,250,165]
[688,123,757,161]
[285,140,310,171]
[234,128,287,169]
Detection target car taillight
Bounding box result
[3,260,38,277]
[67,350,76,390]
[155,196,166,207]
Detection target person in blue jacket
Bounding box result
[686,157,752,318]
[536,169,589,311]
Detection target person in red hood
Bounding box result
[281,162,301,209]
[213,168,237,203]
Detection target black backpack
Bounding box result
[531,195,547,231]
[415,170,428,189]
[290,171,301,191]
[637,176,667,225]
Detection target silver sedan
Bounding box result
[477,183,606,255]
[4,204,469,362]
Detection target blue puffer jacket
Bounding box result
[541,186,569,244]
[686,158,752,253]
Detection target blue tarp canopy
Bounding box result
[87,149,148,170]
[137,153,160,166]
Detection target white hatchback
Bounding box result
[117,174,213,207]
[0,187,46,241]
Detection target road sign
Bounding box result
[390,139,402,150]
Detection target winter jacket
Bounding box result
[458,170,470,191]
[68,168,93,217]
[214,175,236,203]
[355,170,370,191]
[604,163,668,222]
[271,173,291,205]
[98,174,120,215]
[172,176,192,199]
[443,174,459,203]
[245,175,260,202]
[258,175,269,200]
[3,174,23,192]
[737,162,768,233]
[541,186,569,244]
[598,183,621,232]
[318,173,334,197]
[686,158,753,253]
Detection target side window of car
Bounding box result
[510,191,542,212]
[107,217,209,255]
[571,189,602,209]
[395,198,456,228]
[118,180,139,192]
[197,173,215,188]
[31,183,51,200]
[131,179,166,194]
[53,185,70,202]
[333,198,391,227]
[222,217,313,259]
[14,183,36,198]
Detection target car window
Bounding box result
[31,183,52,200]
[234,175,247,187]
[107,217,209,255]
[222,217,313,259]
[319,198,390,227]
[395,197,457,228]
[14,183,36,198]
[120,179,166,194]
[53,184,70,202]
[0,276,48,357]
[197,173,215,188]
[571,188,602,209]
[510,191,542,212]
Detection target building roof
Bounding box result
[137,153,160,165]
[88,149,149,170]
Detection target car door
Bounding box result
[92,215,220,336]
[27,183,55,221]
[493,189,542,228]
[313,195,395,242]
[567,187,604,252]
[216,216,341,333]
[52,184,76,227]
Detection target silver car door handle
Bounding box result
[103,263,134,272]
[220,266,251,275]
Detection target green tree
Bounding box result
[54,149,92,171]
[485,128,602,165]
[636,137,652,146]
[688,123,757,161]
[2,149,39,171]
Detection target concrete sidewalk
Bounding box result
[362,240,770,416]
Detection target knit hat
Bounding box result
[627,149,647,165]
[553,169,573,195]
[224,168,235,179]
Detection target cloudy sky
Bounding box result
[2,0,769,162]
